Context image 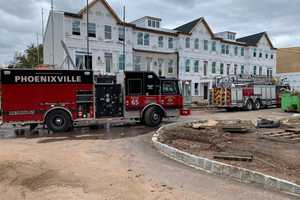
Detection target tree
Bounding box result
[15,44,43,68]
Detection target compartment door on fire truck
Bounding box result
[95,84,123,118]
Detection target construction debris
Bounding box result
[191,120,218,129]
[256,118,280,128]
[213,153,253,162]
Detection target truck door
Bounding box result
[161,80,182,109]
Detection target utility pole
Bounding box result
[36,33,40,65]
[51,0,55,66]
[86,0,89,70]
[123,6,126,71]
[42,8,44,39]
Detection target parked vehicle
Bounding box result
[211,75,288,111]
[0,69,184,132]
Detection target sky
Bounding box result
[0,0,300,64]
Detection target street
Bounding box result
[0,109,298,200]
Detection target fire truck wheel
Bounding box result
[254,100,262,110]
[45,110,72,132]
[144,107,163,127]
[245,100,254,111]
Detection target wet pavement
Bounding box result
[0,122,159,140]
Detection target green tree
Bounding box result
[15,44,43,68]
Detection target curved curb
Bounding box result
[153,121,300,197]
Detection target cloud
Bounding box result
[0,0,300,64]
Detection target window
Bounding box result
[212,62,216,74]
[168,38,174,49]
[194,60,199,73]
[227,64,230,75]
[158,36,164,48]
[220,63,224,75]
[105,53,112,73]
[72,20,80,35]
[185,37,190,48]
[134,56,141,71]
[185,59,190,72]
[204,40,208,50]
[137,33,143,45]
[118,54,125,71]
[162,81,178,95]
[203,61,208,76]
[148,20,151,27]
[88,23,96,38]
[234,46,238,56]
[146,57,152,71]
[158,59,164,76]
[234,64,238,75]
[144,33,150,46]
[194,39,199,49]
[259,52,262,58]
[151,20,155,28]
[226,45,230,54]
[267,68,273,77]
[168,60,174,74]
[241,48,245,56]
[118,27,125,41]
[253,49,257,57]
[266,54,268,59]
[241,65,244,74]
[75,53,92,70]
[194,83,199,96]
[156,21,160,28]
[253,66,257,75]
[221,44,226,54]
[212,41,216,51]
[128,79,142,95]
[271,54,274,59]
[259,66,263,75]
[104,25,112,40]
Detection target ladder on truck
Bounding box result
[215,75,273,88]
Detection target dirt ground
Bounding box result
[159,118,300,185]
[0,109,298,200]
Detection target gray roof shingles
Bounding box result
[236,32,266,46]
[174,18,202,33]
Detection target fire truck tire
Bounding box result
[144,107,163,127]
[45,110,72,132]
[254,100,262,110]
[245,100,254,111]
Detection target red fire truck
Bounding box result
[0,69,183,132]
[211,75,288,111]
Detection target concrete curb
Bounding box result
[153,121,300,197]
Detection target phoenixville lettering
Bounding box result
[14,75,82,83]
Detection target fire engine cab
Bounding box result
[0,69,183,132]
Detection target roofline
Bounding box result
[64,12,81,18]
[79,0,122,22]
[133,48,178,55]
[134,26,179,36]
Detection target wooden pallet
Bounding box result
[260,129,300,143]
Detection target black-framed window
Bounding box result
[127,79,142,95]
[72,20,81,35]
[88,23,96,38]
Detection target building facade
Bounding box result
[277,47,300,91]
[44,0,277,102]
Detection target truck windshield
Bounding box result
[162,80,179,95]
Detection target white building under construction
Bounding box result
[44,0,277,102]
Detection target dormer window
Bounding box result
[147,19,160,28]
